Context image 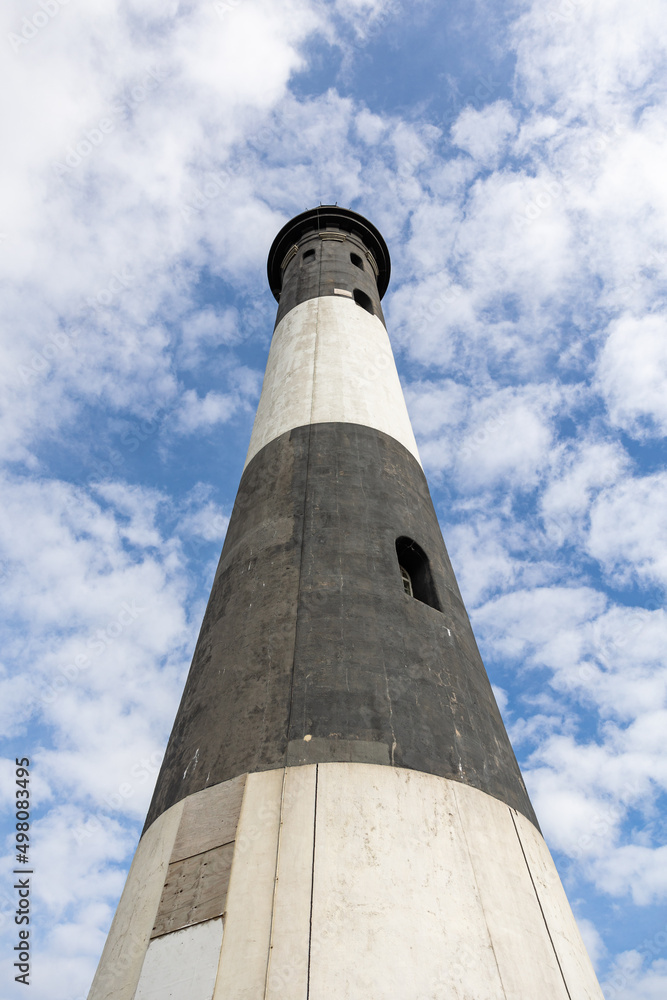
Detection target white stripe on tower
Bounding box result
[88,207,604,1000]
[245,293,421,469]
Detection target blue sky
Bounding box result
[1,0,666,996]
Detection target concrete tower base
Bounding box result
[89,764,603,1000]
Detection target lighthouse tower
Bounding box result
[88,207,604,1000]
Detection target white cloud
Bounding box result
[588,473,667,590]
[451,100,518,166]
[577,916,607,971]
[1,0,666,990]
[592,844,667,906]
[179,306,241,369]
[603,954,667,1000]
[456,384,561,489]
[172,389,240,433]
[596,314,667,437]
[539,439,629,546]
[355,107,387,145]
[512,0,666,118]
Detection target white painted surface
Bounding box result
[87,800,184,1000]
[92,765,603,1000]
[211,764,603,1000]
[515,808,606,999]
[453,780,570,999]
[212,768,284,1000]
[310,764,505,1000]
[134,919,223,1000]
[264,766,317,1000]
[244,296,421,469]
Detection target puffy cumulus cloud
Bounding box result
[408,381,564,489]
[539,439,630,547]
[475,585,607,664]
[457,385,559,488]
[379,0,667,424]
[450,100,518,166]
[577,917,607,971]
[0,472,203,786]
[0,0,349,468]
[602,954,667,1000]
[596,314,667,437]
[170,362,262,436]
[512,0,666,117]
[587,472,667,591]
[592,844,667,906]
[475,585,667,720]
[403,379,468,437]
[354,107,388,145]
[475,580,667,904]
[446,516,556,607]
[175,482,231,546]
[0,469,223,991]
[172,388,242,433]
[521,727,667,905]
[389,166,580,377]
[178,306,242,370]
[0,804,135,995]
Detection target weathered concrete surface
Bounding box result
[212,768,284,1000]
[144,423,537,832]
[245,295,420,469]
[88,775,247,999]
[208,765,603,1000]
[87,800,184,1000]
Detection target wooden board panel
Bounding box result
[152,842,234,939]
[171,773,246,863]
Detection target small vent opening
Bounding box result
[303,248,316,261]
[350,252,364,270]
[396,537,441,610]
[353,288,373,315]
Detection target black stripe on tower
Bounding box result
[268,206,390,327]
[144,422,537,833]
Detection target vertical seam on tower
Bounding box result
[309,293,321,428]
[306,763,319,1000]
[452,784,509,999]
[284,297,319,751]
[509,808,573,1000]
[263,767,288,999]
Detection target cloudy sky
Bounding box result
[1,0,666,996]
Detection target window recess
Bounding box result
[396,537,441,611]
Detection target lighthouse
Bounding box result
[88,207,604,1000]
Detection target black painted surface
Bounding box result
[144,423,538,833]
[273,229,386,328]
[267,206,390,301]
